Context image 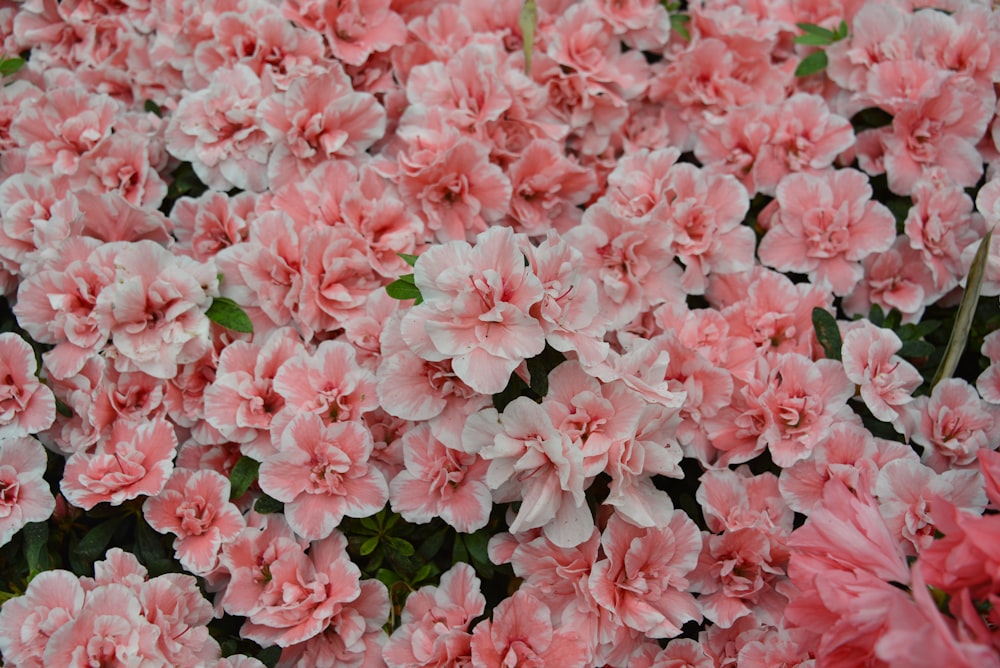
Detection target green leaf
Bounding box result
[75,516,127,562]
[452,537,469,564]
[385,277,423,302]
[206,297,254,333]
[134,516,168,568]
[386,537,415,557]
[360,536,379,556]
[833,19,849,41]
[795,22,836,39]
[898,339,934,358]
[417,528,449,561]
[850,107,893,132]
[899,320,941,340]
[254,495,284,514]
[869,304,885,327]
[397,253,419,267]
[795,49,829,77]
[258,645,282,668]
[932,229,992,387]
[670,13,691,42]
[229,456,260,501]
[412,562,437,584]
[375,568,401,587]
[23,521,49,576]
[144,100,163,117]
[794,33,834,46]
[812,307,842,361]
[360,516,379,532]
[0,57,25,77]
[519,0,537,74]
[462,531,490,565]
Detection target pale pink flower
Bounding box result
[143,468,246,575]
[978,330,1000,404]
[0,436,56,547]
[259,413,387,540]
[0,333,55,438]
[593,0,671,50]
[906,378,1000,472]
[61,417,177,510]
[875,457,986,556]
[383,563,485,668]
[401,226,545,395]
[758,169,897,296]
[389,422,491,533]
[0,173,75,279]
[841,320,923,424]
[506,140,596,236]
[139,572,221,665]
[694,104,772,195]
[470,589,589,668]
[260,69,385,189]
[462,397,590,547]
[94,240,218,380]
[282,0,407,66]
[697,467,793,538]
[842,236,938,323]
[164,64,273,192]
[0,569,84,668]
[170,190,256,262]
[589,510,702,639]
[73,131,168,210]
[904,180,984,294]
[918,497,1000,603]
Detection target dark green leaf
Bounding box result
[360,516,379,532]
[812,307,842,361]
[492,371,530,412]
[850,107,894,131]
[55,397,73,417]
[0,57,25,77]
[375,568,401,587]
[360,536,379,556]
[258,645,282,668]
[417,528,448,561]
[386,537,415,557]
[134,516,168,568]
[383,511,400,531]
[385,277,423,302]
[229,456,260,501]
[899,320,941,340]
[206,297,254,333]
[75,516,127,562]
[898,339,934,358]
[166,162,208,200]
[452,537,469,564]
[397,253,419,267]
[795,49,829,77]
[869,304,885,327]
[254,495,284,514]
[884,308,902,330]
[794,33,833,46]
[412,562,437,584]
[23,521,49,575]
[463,531,490,565]
[795,22,836,39]
[670,14,691,41]
[144,100,163,117]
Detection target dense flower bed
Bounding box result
[1,0,1000,665]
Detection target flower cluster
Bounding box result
[1,0,1000,666]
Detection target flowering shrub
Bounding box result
[3,0,1000,666]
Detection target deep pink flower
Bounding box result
[143,468,247,575]
[470,589,589,668]
[259,413,387,540]
[0,436,56,547]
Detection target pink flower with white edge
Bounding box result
[758,169,896,296]
[589,509,703,640]
[0,569,84,668]
[0,333,55,438]
[470,589,589,668]
[282,0,406,67]
[60,417,177,510]
[143,468,246,575]
[259,413,388,541]
[905,378,1000,472]
[0,436,56,547]
[401,226,545,395]
[841,320,923,424]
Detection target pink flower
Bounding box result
[470,589,589,668]
[0,569,84,668]
[758,169,897,296]
[842,237,937,323]
[384,563,485,668]
[904,180,984,295]
[139,571,221,665]
[841,320,923,424]
[401,226,545,395]
[94,240,218,380]
[506,140,597,236]
[919,497,1000,601]
[143,468,246,575]
[0,333,55,438]
[463,397,590,547]
[170,191,255,262]
[0,436,56,547]
[61,417,177,510]
[589,510,703,639]
[282,0,407,66]
[389,422,491,533]
[259,413,387,541]
[979,330,1000,405]
[259,69,385,189]
[906,378,1000,472]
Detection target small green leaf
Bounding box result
[360,536,379,556]
[463,531,490,565]
[206,297,254,333]
[833,19,849,41]
[452,537,469,564]
[258,645,282,668]
[812,307,843,361]
[519,0,537,74]
[385,277,423,302]
[386,537,415,557]
[23,521,49,576]
[375,568,402,587]
[0,57,25,77]
[134,516,168,568]
[254,495,284,514]
[899,320,941,340]
[360,516,379,532]
[869,304,885,327]
[795,22,836,39]
[670,13,691,42]
[412,562,438,584]
[794,33,833,46]
[795,49,829,77]
[397,253,419,267]
[144,100,163,117]
[229,456,260,501]
[898,339,934,358]
[932,230,992,387]
[75,516,127,562]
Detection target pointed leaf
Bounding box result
[670,14,691,42]
[932,230,992,387]
[75,515,127,562]
[229,456,260,501]
[386,536,415,557]
[0,57,25,77]
[206,297,254,333]
[397,253,419,267]
[794,33,834,46]
[254,494,284,514]
[360,536,379,556]
[144,100,163,117]
[23,521,49,576]
[385,277,423,302]
[796,22,836,39]
[812,307,843,361]
[795,49,829,77]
